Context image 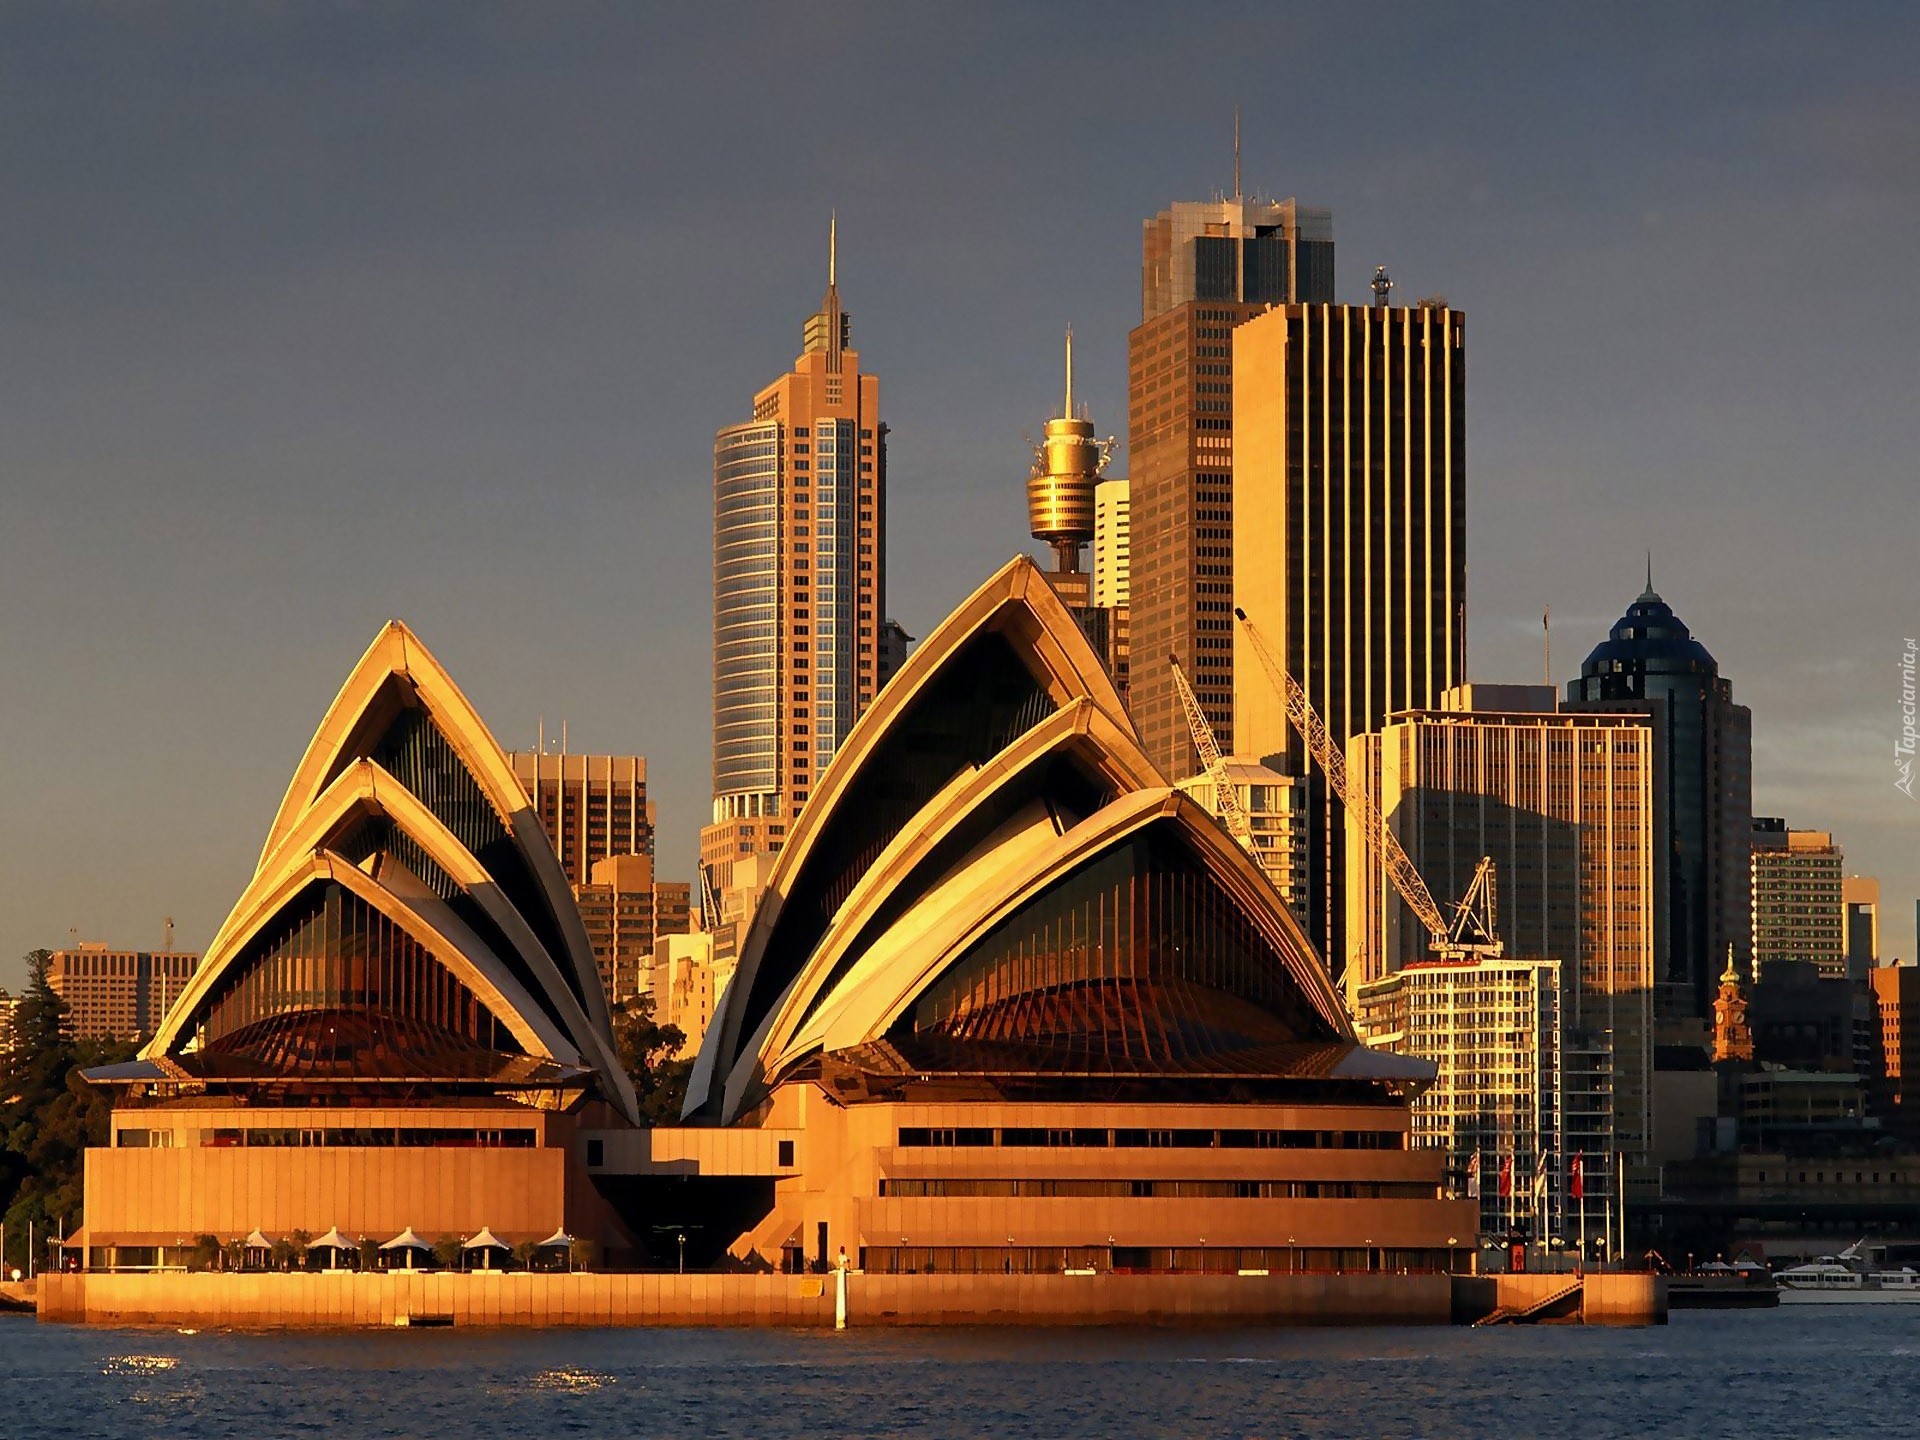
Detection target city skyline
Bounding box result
[4,5,1918,984]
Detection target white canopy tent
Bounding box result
[308,1227,357,1268]
[380,1226,434,1270]
[462,1227,511,1271]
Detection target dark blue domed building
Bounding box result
[1568,574,1752,1022]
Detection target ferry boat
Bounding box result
[1776,1243,1920,1303]
[1665,1259,1778,1309]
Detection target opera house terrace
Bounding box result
[52,557,1562,1327]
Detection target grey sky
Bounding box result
[4,2,1916,984]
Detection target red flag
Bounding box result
[1498,1154,1514,1199]
[1570,1153,1585,1201]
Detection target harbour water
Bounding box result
[4,1308,1911,1438]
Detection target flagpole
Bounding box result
[1602,1171,1611,1270]
[1537,1151,1548,1257]
[1577,1154,1586,1266]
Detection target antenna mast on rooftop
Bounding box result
[1233,106,1241,199]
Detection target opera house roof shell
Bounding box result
[688,556,1428,1126]
[109,622,639,1122]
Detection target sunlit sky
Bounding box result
[4,3,1917,986]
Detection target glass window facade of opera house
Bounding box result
[76,560,1477,1283]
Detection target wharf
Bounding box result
[34,1270,1665,1329]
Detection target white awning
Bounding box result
[380,1226,433,1251]
[463,1227,510,1251]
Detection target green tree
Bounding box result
[0,950,136,1270]
[612,994,692,1125]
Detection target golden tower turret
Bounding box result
[1027,329,1111,604]
[1712,944,1753,1065]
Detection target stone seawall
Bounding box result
[38,1270,1460,1329]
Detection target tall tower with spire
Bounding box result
[704,217,887,914]
[1027,329,1111,608]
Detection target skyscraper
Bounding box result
[1845,875,1881,976]
[509,750,685,1004]
[1092,477,1130,609]
[46,945,200,1039]
[508,750,654,886]
[1127,192,1334,784]
[703,221,886,895]
[1751,819,1846,980]
[1345,686,1656,1176]
[1231,291,1468,972]
[1567,578,1752,1020]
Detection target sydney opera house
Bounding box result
[79,557,1475,1280]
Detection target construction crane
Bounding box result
[699,863,722,936]
[1168,656,1255,857]
[1232,606,1502,961]
[1446,855,1501,956]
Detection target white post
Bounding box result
[834,1257,848,1330]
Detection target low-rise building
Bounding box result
[1354,956,1622,1251]
[1176,758,1307,909]
[1845,877,1880,978]
[1747,960,1877,1076]
[573,853,689,1006]
[649,931,733,1059]
[1652,1150,1920,1262]
[47,947,200,1040]
[1871,963,1920,1134]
